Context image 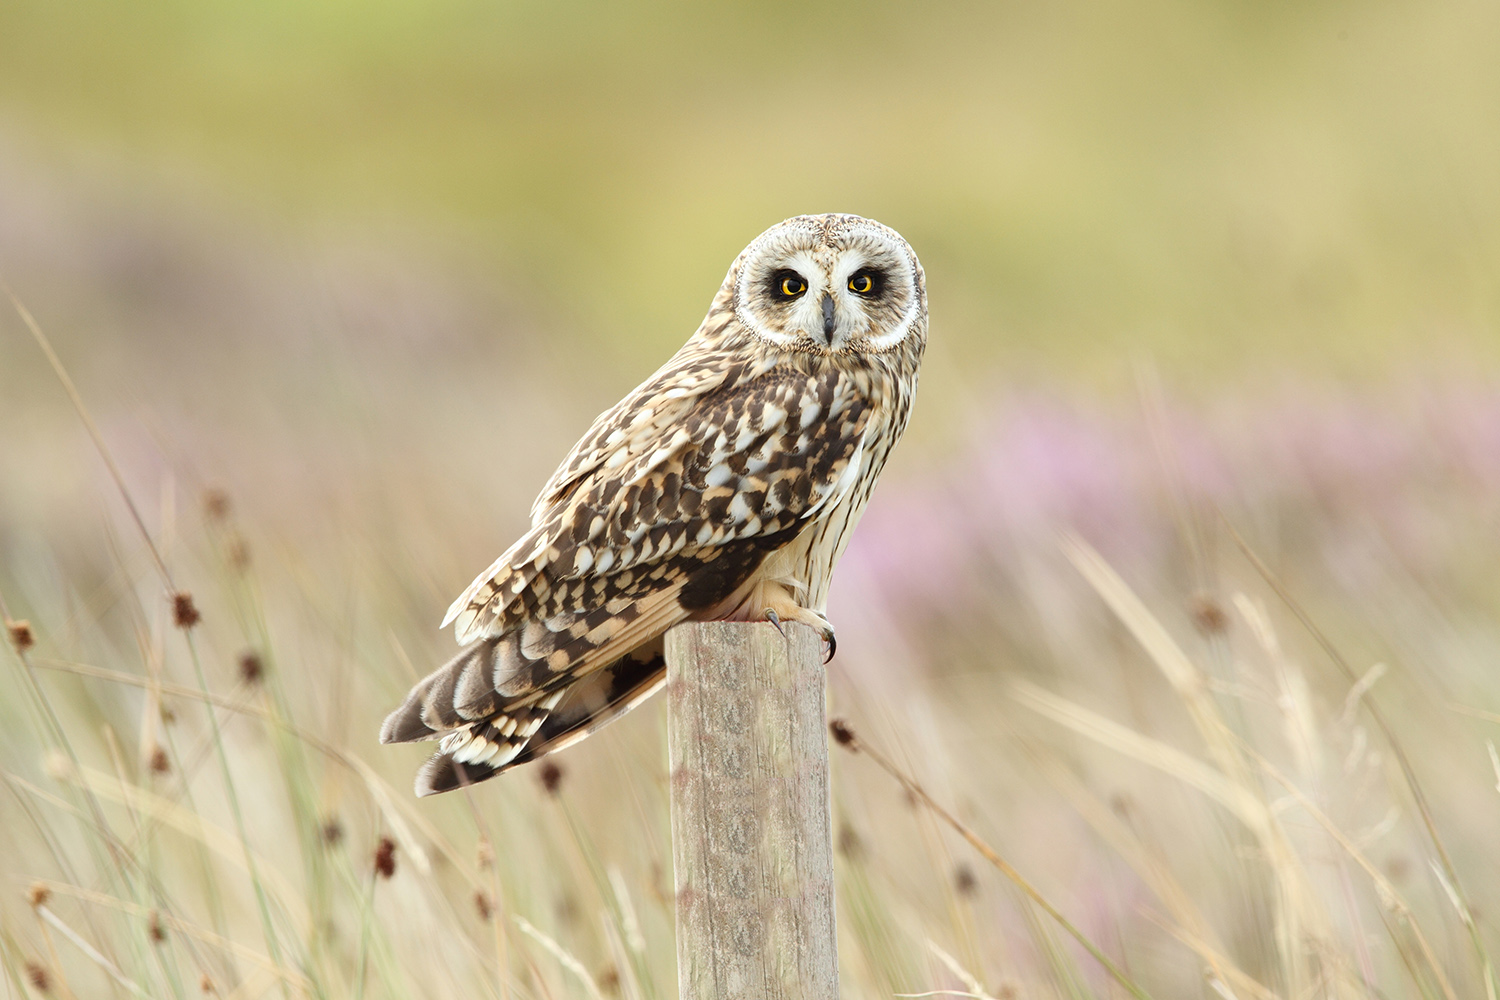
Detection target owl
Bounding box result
[381,213,927,795]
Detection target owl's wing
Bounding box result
[446,360,872,645]
[527,340,751,523]
[383,363,871,750]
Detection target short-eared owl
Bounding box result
[382,213,926,795]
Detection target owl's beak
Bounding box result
[820,294,836,340]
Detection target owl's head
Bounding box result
[729,214,926,355]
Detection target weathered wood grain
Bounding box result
[665,621,839,1000]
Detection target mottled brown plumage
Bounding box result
[381,213,926,795]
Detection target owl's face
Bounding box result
[731,214,925,355]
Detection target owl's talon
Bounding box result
[764,608,785,638]
[822,627,837,663]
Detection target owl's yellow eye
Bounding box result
[848,272,875,295]
[773,271,808,299]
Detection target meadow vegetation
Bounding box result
[4,1,1500,996]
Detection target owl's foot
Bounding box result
[765,608,785,637]
[762,606,837,663]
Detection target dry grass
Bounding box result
[5,289,1500,1000]
[7,0,1500,984]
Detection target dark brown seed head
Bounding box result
[237,651,263,685]
[373,837,397,879]
[538,760,564,796]
[172,592,200,629]
[25,961,50,992]
[828,718,857,749]
[954,863,978,897]
[26,882,50,909]
[200,973,216,994]
[836,824,864,860]
[555,893,580,925]
[1189,592,1229,636]
[149,745,171,775]
[149,910,167,943]
[474,890,494,921]
[7,619,35,652]
[203,489,231,522]
[321,818,344,847]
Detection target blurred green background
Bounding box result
[5,2,1500,998]
[5,0,1499,386]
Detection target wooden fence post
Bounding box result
[665,621,840,1000]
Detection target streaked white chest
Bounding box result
[759,405,903,612]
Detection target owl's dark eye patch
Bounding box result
[770,270,808,300]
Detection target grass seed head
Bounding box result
[321,818,344,847]
[954,863,978,896]
[538,759,564,795]
[203,488,231,521]
[26,882,50,909]
[373,836,397,879]
[474,889,494,921]
[1189,592,1229,635]
[149,745,171,775]
[200,973,216,994]
[25,961,50,993]
[836,823,864,860]
[828,717,857,749]
[237,651,263,684]
[149,910,166,942]
[172,592,200,629]
[6,619,35,652]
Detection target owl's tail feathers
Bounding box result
[379,636,513,745]
[405,643,669,796]
[415,754,499,796]
[411,697,561,796]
